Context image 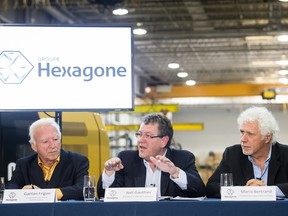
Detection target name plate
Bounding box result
[2,189,57,204]
[221,186,276,201]
[104,187,157,202]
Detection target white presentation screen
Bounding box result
[0,24,134,111]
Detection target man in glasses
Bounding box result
[97,113,205,199]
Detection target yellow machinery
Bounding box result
[38,112,110,178]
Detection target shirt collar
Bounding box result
[38,155,60,167]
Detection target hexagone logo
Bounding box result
[0,50,129,84]
[0,51,34,84]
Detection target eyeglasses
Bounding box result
[135,132,165,140]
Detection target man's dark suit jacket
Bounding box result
[97,148,206,198]
[206,143,288,198]
[6,149,89,200]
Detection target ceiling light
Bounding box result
[245,36,274,41]
[278,69,288,75]
[133,28,147,35]
[177,72,188,78]
[279,78,288,84]
[168,63,179,69]
[279,0,288,2]
[186,80,196,86]
[251,61,274,67]
[145,87,151,93]
[277,35,288,42]
[112,8,128,15]
[275,60,288,66]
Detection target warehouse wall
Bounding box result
[173,105,288,164]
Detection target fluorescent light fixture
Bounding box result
[251,61,275,67]
[275,60,288,66]
[277,35,288,42]
[168,63,180,69]
[177,72,188,78]
[245,36,274,41]
[186,80,196,86]
[133,28,147,35]
[279,78,288,84]
[278,69,288,75]
[112,8,128,15]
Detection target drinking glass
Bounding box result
[83,175,96,201]
[220,173,233,187]
[0,177,5,203]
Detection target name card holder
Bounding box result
[104,187,157,202]
[2,189,57,204]
[221,186,276,201]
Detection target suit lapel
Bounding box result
[47,150,66,187]
[29,155,46,187]
[267,145,280,185]
[240,155,254,184]
[160,149,171,195]
[134,157,146,187]
[239,145,280,185]
[161,172,170,195]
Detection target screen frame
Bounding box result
[0,24,134,112]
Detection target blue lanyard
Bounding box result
[256,164,269,181]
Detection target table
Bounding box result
[0,199,287,216]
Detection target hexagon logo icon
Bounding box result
[0,51,34,84]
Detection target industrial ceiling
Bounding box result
[1,0,288,103]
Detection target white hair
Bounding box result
[237,106,279,144]
[29,118,61,145]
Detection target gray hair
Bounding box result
[237,106,279,144]
[29,118,61,145]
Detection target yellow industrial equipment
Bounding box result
[38,112,110,178]
[105,123,204,131]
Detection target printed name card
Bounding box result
[221,186,276,201]
[2,189,57,204]
[104,187,157,202]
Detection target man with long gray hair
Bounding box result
[206,106,288,198]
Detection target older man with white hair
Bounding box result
[206,106,288,198]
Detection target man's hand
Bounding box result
[22,184,40,189]
[150,155,180,179]
[246,178,265,186]
[104,157,124,177]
